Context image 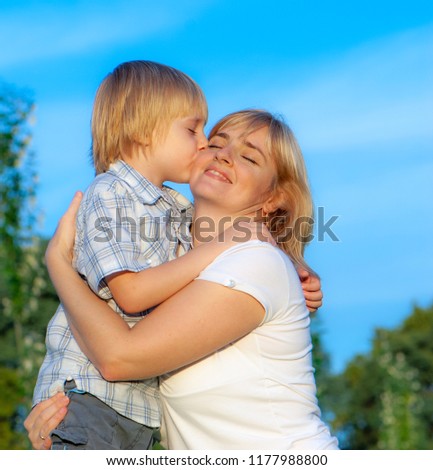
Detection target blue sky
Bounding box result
[1,0,432,372]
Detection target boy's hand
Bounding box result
[24,393,70,449]
[297,268,323,313]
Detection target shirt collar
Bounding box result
[107,161,194,215]
[162,185,194,215]
[107,160,166,205]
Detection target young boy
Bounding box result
[33,60,227,449]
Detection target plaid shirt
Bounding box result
[33,160,193,427]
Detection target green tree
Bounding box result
[0,82,59,449]
[327,304,433,449]
[377,344,427,449]
[311,315,333,420]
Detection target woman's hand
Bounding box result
[297,268,323,313]
[23,393,70,449]
[45,191,82,268]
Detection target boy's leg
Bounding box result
[50,380,156,450]
[50,380,118,449]
[114,413,156,450]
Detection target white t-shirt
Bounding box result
[160,241,338,450]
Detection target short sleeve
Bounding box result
[75,190,155,295]
[196,241,296,323]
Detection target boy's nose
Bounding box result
[198,135,208,150]
[196,128,208,150]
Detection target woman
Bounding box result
[26,110,337,449]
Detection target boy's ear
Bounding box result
[132,135,151,147]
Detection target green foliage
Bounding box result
[0,367,28,449]
[1,82,37,370]
[311,315,333,419]
[0,82,60,449]
[327,304,433,449]
[377,346,427,449]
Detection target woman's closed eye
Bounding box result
[242,155,257,164]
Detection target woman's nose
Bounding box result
[214,147,233,165]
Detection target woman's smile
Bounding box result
[204,165,232,183]
[190,125,278,217]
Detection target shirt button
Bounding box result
[223,279,236,288]
[145,259,152,266]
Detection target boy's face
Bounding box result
[150,115,208,184]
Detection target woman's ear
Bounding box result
[262,188,284,215]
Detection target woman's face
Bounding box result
[189,124,279,217]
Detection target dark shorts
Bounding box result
[50,380,156,450]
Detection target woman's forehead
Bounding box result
[211,124,273,164]
[213,121,269,139]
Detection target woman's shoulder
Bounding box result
[197,240,303,323]
[200,240,296,289]
[213,240,293,269]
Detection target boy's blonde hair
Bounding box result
[209,109,316,275]
[91,60,208,174]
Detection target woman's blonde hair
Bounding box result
[209,109,316,275]
[91,60,208,174]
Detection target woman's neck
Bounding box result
[192,202,261,247]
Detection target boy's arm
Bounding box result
[80,189,222,314]
[107,219,274,314]
[81,190,274,314]
[297,268,323,313]
[106,240,235,314]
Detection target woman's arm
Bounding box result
[45,192,265,380]
[24,274,264,448]
[48,249,264,381]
